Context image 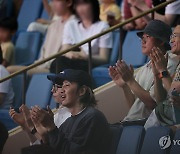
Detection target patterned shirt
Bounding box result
[173,63,180,82]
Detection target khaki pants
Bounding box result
[7,65,50,76]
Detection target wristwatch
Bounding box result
[31,127,37,135]
[158,70,169,79]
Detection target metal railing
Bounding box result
[0,0,176,103]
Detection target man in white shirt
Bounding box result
[0,46,14,109]
[109,20,179,124]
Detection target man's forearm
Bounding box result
[122,84,135,108]
[154,76,167,102]
[127,79,156,110]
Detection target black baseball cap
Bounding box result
[137,20,172,49]
[47,69,93,89]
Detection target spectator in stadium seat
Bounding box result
[144,24,180,129]
[30,69,111,154]
[0,46,14,109]
[131,0,180,27]
[0,121,8,154]
[50,0,112,73]
[0,17,17,67]
[99,0,121,26]
[27,0,60,35]
[7,0,75,75]
[9,82,71,145]
[109,20,178,125]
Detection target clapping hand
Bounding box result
[150,47,168,75]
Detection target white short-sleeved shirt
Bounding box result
[123,53,179,121]
[54,106,71,128]
[0,65,14,109]
[165,1,180,15]
[63,19,113,55]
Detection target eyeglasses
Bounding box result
[52,84,62,93]
[170,33,180,40]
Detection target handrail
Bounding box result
[0,0,175,83]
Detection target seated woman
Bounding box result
[29,69,111,154]
[144,24,180,129]
[50,0,112,73]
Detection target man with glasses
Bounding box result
[144,24,180,129]
[109,20,179,125]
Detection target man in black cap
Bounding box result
[109,20,179,124]
[30,69,111,154]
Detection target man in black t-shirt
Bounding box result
[30,69,112,154]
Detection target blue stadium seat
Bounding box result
[12,75,24,109]
[140,126,172,154]
[0,110,18,131]
[116,126,145,154]
[40,0,52,20]
[92,67,112,88]
[17,0,43,31]
[170,129,180,154]
[49,96,58,109]
[25,74,52,109]
[15,32,42,65]
[92,30,120,87]
[122,31,148,68]
[40,8,50,20]
[109,124,123,154]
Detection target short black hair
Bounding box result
[0,122,8,152]
[74,0,100,23]
[0,46,3,64]
[0,17,18,31]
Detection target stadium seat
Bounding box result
[170,129,180,154]
[0,110,18,131]
[109,124,123,154]
[40,9,50,20]
[116,126,145,154]
[49,96,58,109]
[92,30,120,87]
[25,74,52,109]
[40,0,52,19]
[92,67,112,88]
[17,0,43,31]
[12,75,24,109]
[15,32,42,65]
[122,31,148,68]
[140,126,172,154]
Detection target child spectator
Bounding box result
[0,17,17,67]
[100,0,121,26]
[0,46,14,109]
